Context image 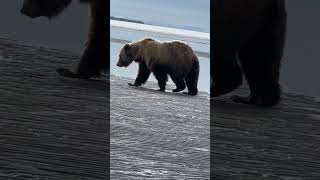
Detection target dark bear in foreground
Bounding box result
[212,0,287,106]
[116,38,200,95]
[20,0,108,79]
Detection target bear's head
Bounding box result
[117,44,134,67]
[21,0,72,19]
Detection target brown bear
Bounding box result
[20,0,108,79]
[212,0,287,106]
[116,38,200,95]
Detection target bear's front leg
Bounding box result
[211,48,243,97]
[231,83,281,107]
[57,1,108,79]
[128,62,151,87]
[169,73,186,93]
[153,68,168,91]
[128,82,141,87]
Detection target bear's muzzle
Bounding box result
[116,61,123,67]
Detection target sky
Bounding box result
[110,0,210,32]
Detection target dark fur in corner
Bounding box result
[212,0,286,106]
[21,0,108,79]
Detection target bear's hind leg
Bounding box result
[234,27,285,106]
[231,0,286,107]
[184,75,198,95]
[169,73,186,93]
[153,68,168,91]
[184,60,199,95]
[211,47,243,97]
[185,76,197,95]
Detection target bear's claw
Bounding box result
[183,91,197,96]
[56,68,78,78]
[128,83,141,87]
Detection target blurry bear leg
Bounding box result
[153,68,168,91]
[184,59,199,95]
[170,73,186,93]
[185,74,198,95]
[57,1,108,78]
[232,4,286,107]
[128,62,151,87]
[211,47,243,97]
[232,27,285,106]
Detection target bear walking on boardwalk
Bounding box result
[117,38,200,95]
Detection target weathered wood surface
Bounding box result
[212,89,320,180]
[110,76,210,179]
[3,37,319,180]
[0,38,109,179]
[0,38,211,179]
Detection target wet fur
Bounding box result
[118,38,199,95]
[212,0,286,106]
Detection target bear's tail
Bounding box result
[192,56,200,87]
[185,56,200,95]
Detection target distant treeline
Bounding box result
[110,16,144,24]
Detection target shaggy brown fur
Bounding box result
[21,0,108,79]
[117,38,200,95]
[212,0,286,106]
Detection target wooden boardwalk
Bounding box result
[0,38,210,179]
[212,89,320,179]
[110,76,210,179]
[2,37,320,180]
[0,38,109,179]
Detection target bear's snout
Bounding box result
[116,61,122,67]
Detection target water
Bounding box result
[110,0,210,33]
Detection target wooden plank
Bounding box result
[0,38,109,179]
[4,36,318,179]
[110,77,210,179]
[212,88,320,179]
[0,38,210,179]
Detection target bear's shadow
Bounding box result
[128,85,193,98]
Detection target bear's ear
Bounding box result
[124,44,131,51]
[124,44,133,58]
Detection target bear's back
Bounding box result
[164,41,197,67]
[137,38,197,74]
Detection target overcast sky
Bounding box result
[111,0,210,32]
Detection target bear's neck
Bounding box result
[131,44,141,63]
